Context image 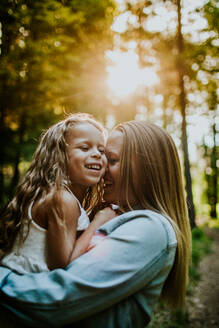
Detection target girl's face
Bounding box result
[66,122,107,194]
[104,130,136,206]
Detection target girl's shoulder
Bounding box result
[45,187,80,213]
[46,187,75,204]
[32,187,80,227]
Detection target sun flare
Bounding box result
[106,49,158,99]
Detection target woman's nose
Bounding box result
[103,165,109,177]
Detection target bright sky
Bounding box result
[107,0,210,99]
[106,48,159,99]
[112,0,209,36]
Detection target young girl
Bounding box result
[0,113,109,273]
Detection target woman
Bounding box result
[0,120,192,328]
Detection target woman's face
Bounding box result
[103,130,122,204]
[104,129,136,206]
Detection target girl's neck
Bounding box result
[68,184,87,203]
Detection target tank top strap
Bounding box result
[63,185,90,231]
[28,201,34,221]
[63,185,82,209]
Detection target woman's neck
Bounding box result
[119,200,140,213]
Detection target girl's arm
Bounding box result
[43,189,80,270]
[70,207,117,261]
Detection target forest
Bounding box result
[0,0,218,225]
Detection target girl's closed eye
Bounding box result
[79,144,89,151]
[98,147,105,154]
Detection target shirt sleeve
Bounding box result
[0,213,172,327]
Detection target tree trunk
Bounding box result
[0,102,6,207]
[0,9,14,207]
[9,112,26,197]
[210,118,218,218]
[176,0,196,228]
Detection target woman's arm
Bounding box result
[70,207,117,261]
[0,211,176,328]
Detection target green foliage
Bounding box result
[189,228,212,284]
[208,217,219,229]
[148,303,190,328]
[0,0,116,208]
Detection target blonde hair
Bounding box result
[115,120,192,309]
[0,113,106,257]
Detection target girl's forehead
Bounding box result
[68,122,102,136]
[65,122,105,145]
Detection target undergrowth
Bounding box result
[148,227,213,328]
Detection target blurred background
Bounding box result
[0,0,218,227]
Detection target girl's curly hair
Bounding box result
[0,113,106,258]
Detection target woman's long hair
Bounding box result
[0,113,106,258]
[115,121,192,309]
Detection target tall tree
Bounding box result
[187,0,218,219]
[202,1,218,219]
[208,90,218,219]
[175,0,196,227]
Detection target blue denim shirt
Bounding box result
[0,210,177,327]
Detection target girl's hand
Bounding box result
[93,207,118,228]
[70,207,118,261]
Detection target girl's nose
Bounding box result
[91,148,101,158]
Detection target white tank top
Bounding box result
[1,190,90,274]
